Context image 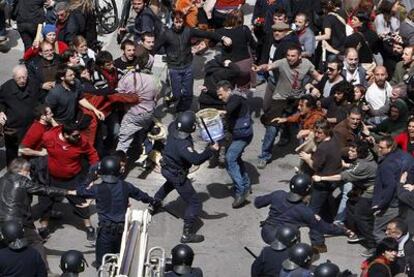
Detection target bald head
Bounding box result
[374,66,388,88]
[345,48,359,72]
[12,65,28,88]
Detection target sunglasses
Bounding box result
[326,67,336,72]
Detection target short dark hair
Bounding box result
[141,32,155,42]
[300,94,317,109]
[326,56,343,71]
[348,141,370,159]
[121,39,135,51]
[379,135,396,151]
[55,65,73,83]
[287,44,302,54]
[62,122,80,136]
[33,104,50,120]
[216,80,233,91]
[61,48,78,64]
[369,237,398,262]
[331,80,354,102]
[348,107,363,117]
[314,119,332,136]
[95,50,113,67]
[171,10,185,21]
[389,218,408,235]
[273,8,287,17]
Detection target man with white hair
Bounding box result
[0,65,39,164]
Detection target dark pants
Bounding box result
[310,182,337,217]
[347,197,376,248]
[95,222,123,267]
[4,127,26,165]
[17,22,37,50]
[154,170,201,227]
[0,8,6,37]
[38,174,90,220]
[169,65,194,112]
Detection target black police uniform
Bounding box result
[165,267,203,277]
[251,246,289,277]
[76,177,155,267]
[154,123,213,230]
[254,190,345,246]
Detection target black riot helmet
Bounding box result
[0,221,28,250]
[171,244,194,275]
[282,243,313,271]
[314,261,340,277]
[99,155,121,183]
[287,174,312,202]
[60,250,88,274]
[174,111,197,139]
[271,225,300,251]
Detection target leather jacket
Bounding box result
[0,172,67,228]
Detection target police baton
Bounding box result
[244,246,257,259]
[199,117,215,144]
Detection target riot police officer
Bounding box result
[280,243,313,276]
[251,225,300,277]
[166,244,203,276]
[313,261,340,277]
[60,250,88,277]
[254,174,353,253]
[0,220,47,276]
[153,111,219,243]
[74,155,158,268]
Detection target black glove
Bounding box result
[148,199,162,215]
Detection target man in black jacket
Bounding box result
[216,80,253,208]
[154,10,232,112]
[0,65,39,165]
[0,158,72,269]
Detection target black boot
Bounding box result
[180,225,204,243]
[232,194,246,209]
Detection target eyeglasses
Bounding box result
[326,67,336,72]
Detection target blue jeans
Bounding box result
[169,65,194,112]
[258,125,279,162]
[226,135,253,195]
[335,182,353,223]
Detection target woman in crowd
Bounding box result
[394,116,414,156]
[215,10,256,89]
[374,0,400,36]
[361,237,398,276]
[23,24,68,61]
[72,35,96,68]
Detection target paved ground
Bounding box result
[0,3,366,276]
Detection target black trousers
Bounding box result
[17,22,37,50]
[154,169,201,227]
[38,174,90,220]
[95,222,124,267]
[347,196,376,248]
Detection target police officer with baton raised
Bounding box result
[152,111,219,243]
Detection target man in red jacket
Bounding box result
[38,122,100,241]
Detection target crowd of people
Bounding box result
[2,0,414,275]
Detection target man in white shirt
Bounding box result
[364,66,392,125]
